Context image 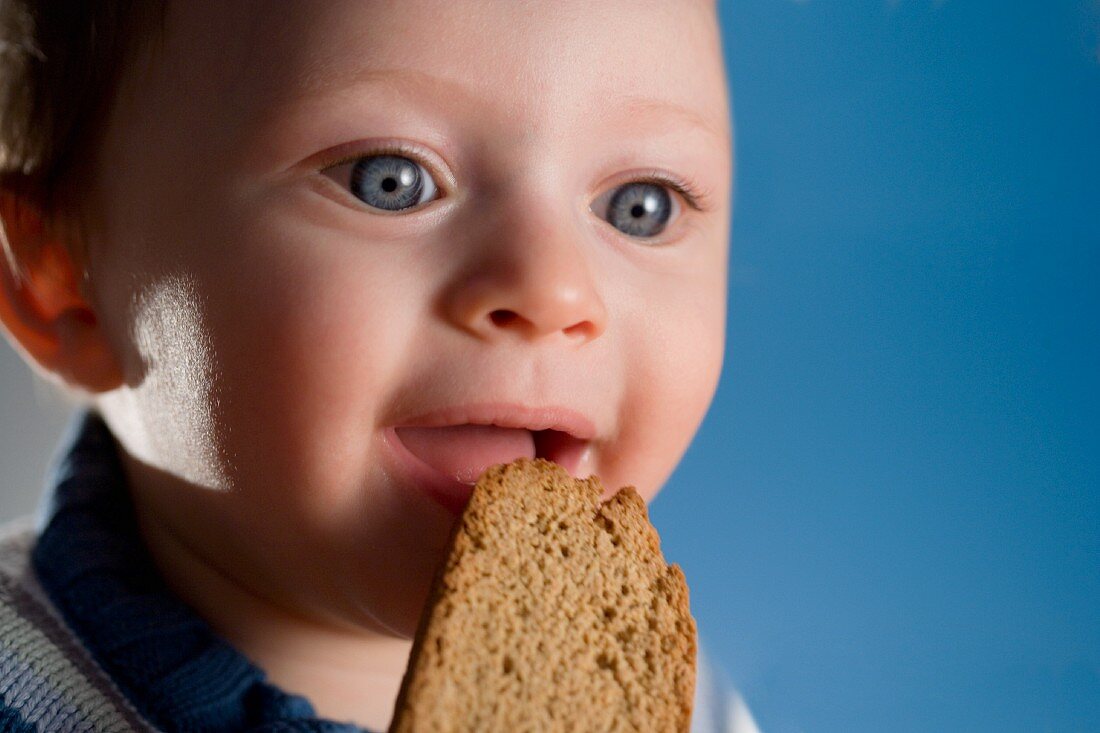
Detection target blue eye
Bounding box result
[329,154,440,212]
[593,181,678,240]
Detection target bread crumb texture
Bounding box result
[389,458,697,733]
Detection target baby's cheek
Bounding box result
[606,293,724,502]
[203,262,405,481]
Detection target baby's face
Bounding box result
[85,0,730,637]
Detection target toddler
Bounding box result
[0,1,755,730]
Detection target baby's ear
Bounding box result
[0,188,124,395]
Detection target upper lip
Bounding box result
[390,402,598,441]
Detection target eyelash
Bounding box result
[323,142,430,174]
[321,144,713,212]
[622,171,710,212]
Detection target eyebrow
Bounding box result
[291,66,729,144]
[610,94,729,145]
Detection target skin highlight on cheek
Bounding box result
[99,272,234,492]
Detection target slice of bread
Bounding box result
[388,457,697,733]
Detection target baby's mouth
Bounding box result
[392,424,588,484]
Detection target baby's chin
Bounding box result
[353,553,446,642]
[330,478,461,641]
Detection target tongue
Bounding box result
[394,425,536,483]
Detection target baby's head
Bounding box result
[0,0,730,651]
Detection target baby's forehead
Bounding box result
[151,0,729,149]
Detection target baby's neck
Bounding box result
[129,493,413,731]
[221,607,413,729]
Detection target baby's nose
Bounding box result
[441,207,608,345]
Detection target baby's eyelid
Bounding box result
[589,178,686,214]
[591,172,705,219]
[623,174,706,212]
[318,141,454,193]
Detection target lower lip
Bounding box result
[381,427,477,515]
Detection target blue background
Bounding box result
[649,1,1100,730]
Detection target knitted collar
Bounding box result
[31,409,372,733]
